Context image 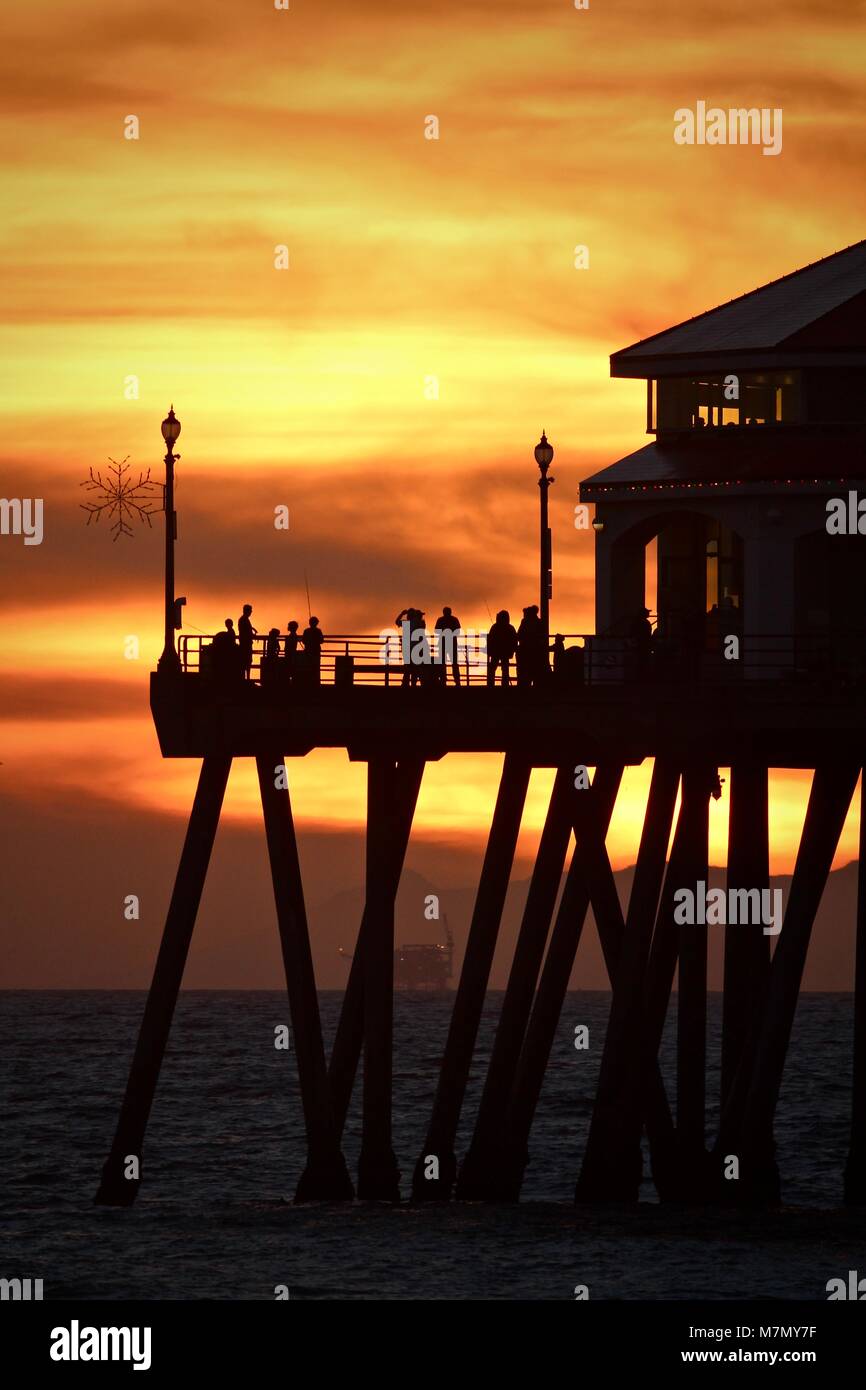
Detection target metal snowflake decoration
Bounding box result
[80,456,161,540]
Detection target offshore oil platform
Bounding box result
[340,921,454,991]
[96,240,866,1208]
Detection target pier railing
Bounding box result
[175,630,866,688]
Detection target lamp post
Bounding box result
[534,431,555,643]
[158,406,182,674]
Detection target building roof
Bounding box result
[612,240,866,375]
[580,426,866,497]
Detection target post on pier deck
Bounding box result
[95,754,232,1206]
[256,755,353,1201]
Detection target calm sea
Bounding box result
[2,990,865,1300]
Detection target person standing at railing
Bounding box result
[211,618,240,685]
[517,605,547,689]
[487,610,518,687]
[434,606,462,686]
[302,616,325,685]
[285,619,302,685]
[395,608,428,687]
[238,604,257,680]
[261,628,281,689]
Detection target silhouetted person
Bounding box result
[238,604,257,680]
[284,620,301,685]
[552,633,565,678]
[302,616,324,685]
[261,628,281,688]
[487,609,518,687]
[434,606,462,686]
[395,608,428,687]
[517,605,547,688]
[211,618,239,684]
[629,606,653,680]
[561,642,585,689]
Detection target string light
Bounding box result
[581,476,849,497]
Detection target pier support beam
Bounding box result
[590,767,709,1203]
[328,759,424,1138]
[95,754,232,1206]
[576,759,680,1202]
[675,767,711,1200]
[256,755,353,1202]
[845,773,866,1205]
[456,766,576,1200]
[733,762,859,1203]
[501,764,623,1200]
[412,754,531,1200]
[721,763,770,1114]
[357,758,403,1200]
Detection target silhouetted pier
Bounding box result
[97,241,866,1210]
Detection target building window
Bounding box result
[653,372,801,432]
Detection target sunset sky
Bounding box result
[3,0,866,985]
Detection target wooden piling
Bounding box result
[576,759,680,1201]
[329,759,424,1138]
[456,765,576,1200]
[593,767,709,1203]
[735,762,859,1203]
[721,763,770,1112]
[256,755,353,1202]
[501,764,623,1199]
[675,766,711,1200]
[844,773,866,1205]
[412,754,531,1200]
[357,758,402,1200]
[95,754,232,1206]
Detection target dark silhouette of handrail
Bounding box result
[175,629,866,688]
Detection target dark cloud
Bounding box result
[0,457,598,632]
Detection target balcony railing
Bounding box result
[174,630,866,690]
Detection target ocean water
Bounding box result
[2,990,865,1300]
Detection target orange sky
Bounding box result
[2,0,866,874]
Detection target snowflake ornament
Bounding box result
[80,456,161,540]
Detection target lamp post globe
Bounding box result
[161,406,181,452]
[534,431,554,472]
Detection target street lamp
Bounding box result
[158,406,182,674]
[534,431,555,643]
